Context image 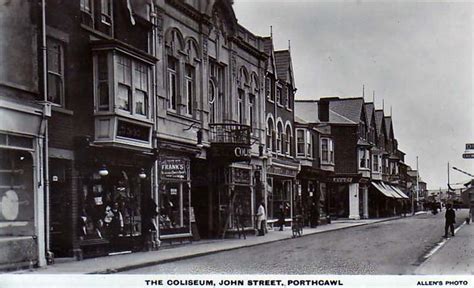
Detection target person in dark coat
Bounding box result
[278,204,285,231]
[444,204,456,238]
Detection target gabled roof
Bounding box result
[364,102,375,126]
[327,97,365,124]
[262,37,276,74]
[274,50,294,85]
[384,116,393,138]
[374,109,385,135]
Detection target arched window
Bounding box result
[285,125,292,156]
[266,118,274,151]
[277,122,283,153]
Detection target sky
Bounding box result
[233,0,473,190]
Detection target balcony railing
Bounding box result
[209,123,251,145]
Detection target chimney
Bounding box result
[318,99,330,122]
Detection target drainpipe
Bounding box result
[39,0,51,266]
[150,1,161,248]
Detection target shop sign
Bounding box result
[117,120,150,142]
[159,158,188,180]
[210,144,251,162]
[267,166,299,178]
[330,176,359,183]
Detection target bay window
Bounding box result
[100,0,112,25]
[306,130,312,158]
[359,148,369,169]
[93,49,152,118]
[372,154,379,172]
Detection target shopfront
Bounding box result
[328,175,362,219]
[266,161,299,224]
[158,156,191,239]
[73,145,154,259]
[297,168,332,227]
[0,101,45,269]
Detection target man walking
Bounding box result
[444,204,456,238]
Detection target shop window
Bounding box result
[159,182,190,235]
[0,149,34,236]
[79,169,146,243]
[47,38,65,107]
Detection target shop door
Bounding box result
[49,159,72,257]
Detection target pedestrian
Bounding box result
[277,204,285,231]
[256,202,266,236]
[444,203,456,238]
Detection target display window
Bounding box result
[159,181,190,235]
[79,168,146,242]
[0,149,34,236]
[158,157,191,236]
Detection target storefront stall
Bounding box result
[158,156,191,239]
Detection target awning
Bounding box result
[371,182,395,198]
[379,182,402,199]
[387,184,409,199]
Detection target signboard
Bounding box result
[210,144,252,162]
[117,120,150,142]
[267,165,299,178]
[329,175,361,183]
[462,153,474,159]
[159,158,188,180]
[466,143,474,150]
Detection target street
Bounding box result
[124,210,470,275]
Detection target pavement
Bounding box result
[415,216,474,275]
[13,212,428,274]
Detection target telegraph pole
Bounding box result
[416,156,419,212]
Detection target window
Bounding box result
[209,81,216,123]
[47,38,65,107]
[80,0,93,26]
[276,123,283,153]
[248,94,255,131]
[266,119,274,151]
[276,86,282,106]
[238,89,244,124]
[134,62,148,116]
[265,76,272,101]
[209,61,225,123]
[117,55,132,111]
[100,0,112,24]
[359,148,369,169]
[94,51,150,116]
[296,129,305,157]
[321,138,329,162]
[167,57,178,111]
[185,65,194,116]
[97,52,109,111]
[285,126,292,156]
[306,130,312,158]
[372,154,379,172]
